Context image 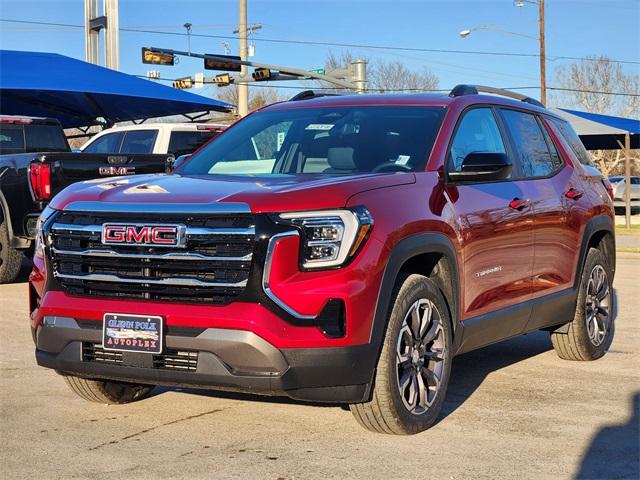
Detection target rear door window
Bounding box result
[119,130,158,154]
[83,132,124,153]
[24,124,68,152]
[0,124,25,154]
[539,120,563,170]
[168,130,218,157]
[500,109,558,178]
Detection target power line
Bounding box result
[2,18,639,65]
[521,86,639,97]
[137,76,640,97]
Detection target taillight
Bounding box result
[601,179,614,201]
[29,162,51,201]
[0,116,32,124]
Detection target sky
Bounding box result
[0,0,638,107]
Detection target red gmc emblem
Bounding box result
[102,224,185,247]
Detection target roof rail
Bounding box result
[288,90,342,102]
[449,84,544,108]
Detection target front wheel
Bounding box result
[550,247,614,361]
[0,220,23,284]
[62,375,154,404]
[350,274,453,434]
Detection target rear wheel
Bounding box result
[0,220,23,284]
[550,247,614,361]
[62,375,154,404]
[350,274,452,434]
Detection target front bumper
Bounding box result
[34,315,375,403]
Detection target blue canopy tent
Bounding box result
[0,50,232,128]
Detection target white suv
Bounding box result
[81,123,227,157]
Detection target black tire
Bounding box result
[62,375,154,404]
[550,247,614,361]
[350,274,453,434]
[0,220,23,284]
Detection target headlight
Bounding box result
[279,207,373,269]
[34,206,56,259]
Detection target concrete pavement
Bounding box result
[1,256,638,480]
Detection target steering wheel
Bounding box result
[372,162,412,173]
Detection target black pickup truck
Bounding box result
[0,116,174,283]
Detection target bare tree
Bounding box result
[325,51,358,72]
[216,85,285,112]
[556,55,639,117]
[555,56,639,176]
[369,60,439,93]
[322,50,439,93]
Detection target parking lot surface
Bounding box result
[1,255,638,480]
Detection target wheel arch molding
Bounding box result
[575,214,616,288]
[367,232,461,367]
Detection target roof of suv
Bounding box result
[96,123,227,132]
[265,92,557,118]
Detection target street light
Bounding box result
[459,0,546,106]
[183,22,192,55]
[459,25,537,40]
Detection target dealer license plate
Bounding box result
[102,313,163,354]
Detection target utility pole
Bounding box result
[237,0,248,117]
[539,0,546,106]
[624,132,631,228]
[350,59,368,93]
[85,0,99,65]
[104,0,119,70]
[84,0,119,70]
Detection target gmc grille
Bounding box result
[49,211,255,304]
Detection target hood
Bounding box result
[49,172,416,213]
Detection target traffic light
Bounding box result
[252,68,271,81]
[141,48,175,66]
[213,73,233,86]
[172,77,193,89]
[204,54,242,72]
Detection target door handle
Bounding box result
[565,188,584,200]
[509,197,530,211]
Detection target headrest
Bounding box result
[327,147,356,171]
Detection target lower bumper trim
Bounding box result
[35,317,376,403]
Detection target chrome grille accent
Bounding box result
[153,350,199,371]
[50,209,255,304]
[82,343,123,364]
[83,343,199,372]
[50,247,253,262]
[54,272,247,288]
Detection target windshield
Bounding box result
[180,106,446,176]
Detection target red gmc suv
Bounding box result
[30,86,616,434]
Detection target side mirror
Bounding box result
[168,154,190,173]
[448,152,512,183]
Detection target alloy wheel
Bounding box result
[585,264,611,347]
[396,298,446,415]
